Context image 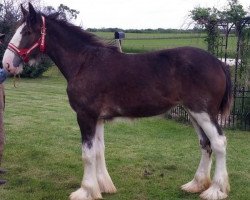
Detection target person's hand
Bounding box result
[0,68,8,83]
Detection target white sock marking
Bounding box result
[95,120,116,193]
[189,111,229,198]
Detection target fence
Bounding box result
[231,88,250,130]
[167,88,250,131]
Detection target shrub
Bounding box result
[21,56,52,78]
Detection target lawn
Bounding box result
[0,72,249,200]
[92,32,238,55]
[93,31,207,53]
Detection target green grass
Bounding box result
[93,32,207,53]
[93,32,206,40]
[92,32,238,55]
[0,72,249,200]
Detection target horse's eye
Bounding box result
[22,28,31,36]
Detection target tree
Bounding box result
[190,7,220,54]
[57,4,79,21]
[190,0,248,54]
[42,4,79,21]
[221,0,247,35]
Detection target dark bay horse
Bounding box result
[2,3,232,200]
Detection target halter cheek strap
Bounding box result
[7,16,46,64]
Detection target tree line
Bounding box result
[87,28,204,34]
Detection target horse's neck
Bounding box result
[45,21,90,81]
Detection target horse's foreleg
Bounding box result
[190,112,230,200]
[70,113,102,200]
[181,115,212,193]
[95,120,117,194]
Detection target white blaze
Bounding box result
[9,23,26,46]
[2,23,26,74]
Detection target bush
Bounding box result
[21,56,52,78]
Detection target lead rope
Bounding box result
[13,74,20,88]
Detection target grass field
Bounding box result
[0,71,249,200]
[92,32,238,55]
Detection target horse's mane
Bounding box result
[42,12,120,52]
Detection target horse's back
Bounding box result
[120,47,226,94]
[118,47,228,115]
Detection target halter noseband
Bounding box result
[7,16,46,63]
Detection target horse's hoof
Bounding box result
[181,177,211,193]
[200,185,228,200]
[70,188,91,200]
[70,187,102,200]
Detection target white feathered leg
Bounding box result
[181,115,212,193]
[95,120,117,194]
[70,141,102,200]
[190,112,230,200]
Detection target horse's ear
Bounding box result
[21,4,28,17]
[0,34,5,44]
[28,3,37,24]
[0,34,5,40]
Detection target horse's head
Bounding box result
[2,3,46,75]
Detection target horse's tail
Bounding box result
[219,63,233,118]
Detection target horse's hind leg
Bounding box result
[95,120,117,194]
[189,111,230,200]
[181,115,212,193]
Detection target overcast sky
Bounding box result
[41,0,250,29]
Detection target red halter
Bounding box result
[8,16,46,63]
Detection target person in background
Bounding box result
[0,33,7,185]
